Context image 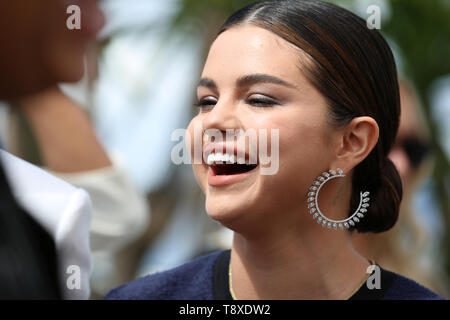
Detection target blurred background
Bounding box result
[0,0,449,298]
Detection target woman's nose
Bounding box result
[202,98,240,133]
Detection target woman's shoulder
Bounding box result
[380,267,445,300]
[103,250,226,300]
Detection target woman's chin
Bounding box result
[206,202,247,227]
[203,182,262,229]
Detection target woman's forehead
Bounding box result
[203,25,309,88]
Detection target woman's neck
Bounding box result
[230,227,371,299]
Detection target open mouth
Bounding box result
[207,153,258,176]
[211,163,258,175]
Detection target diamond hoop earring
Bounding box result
[307,168,370,230]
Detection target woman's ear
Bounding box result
[333,116,379,170]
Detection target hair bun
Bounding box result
[354,157,403,233]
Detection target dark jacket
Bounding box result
[104,250,444,300]
[0,161,60,299]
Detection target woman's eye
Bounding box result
[194,97,217,108]
[247,95,279,107]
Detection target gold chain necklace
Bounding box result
[228,262,237,300]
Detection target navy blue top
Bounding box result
[104,250,444,300]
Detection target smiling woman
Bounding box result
[105,0,443,300]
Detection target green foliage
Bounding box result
[384,0,450,89]
[171,0,258,29]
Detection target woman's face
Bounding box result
[188,25,337,235]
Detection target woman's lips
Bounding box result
[203,142,259,187]
[207,164,258,187]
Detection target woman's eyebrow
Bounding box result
[197,73,298,92]
[197,78,218,92]
[236,73,298,89]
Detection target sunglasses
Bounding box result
[394,136,432,169]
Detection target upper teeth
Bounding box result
[206,153,247,165]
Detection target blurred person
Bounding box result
[88,0,212,292]
[105,1,442,300]
[16,87,150,253]
[12,87,150,297]
[0,0,104,298]
[352,79,448,295]
[0,0,104,99]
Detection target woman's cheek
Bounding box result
[187,118,207,191]
[191,163,206,193]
